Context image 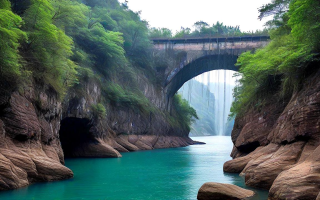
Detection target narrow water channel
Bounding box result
[0,136,268,200]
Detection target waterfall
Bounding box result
[196,70,236,136]
[212,70,235,136]
[179,70,238,136]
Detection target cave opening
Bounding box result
[59,117,94,157]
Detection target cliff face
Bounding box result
[60,76,192,156]
[0,73,194,190]
[0,84,73,190]
[224,67,320,199]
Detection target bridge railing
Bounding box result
[152,35,270,44]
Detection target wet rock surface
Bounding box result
[197,182,255,200]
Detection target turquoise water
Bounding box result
[0,136,268,200]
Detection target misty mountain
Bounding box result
[179,79,236,136]
[178,80,216,136]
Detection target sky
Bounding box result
[119,0,273,33]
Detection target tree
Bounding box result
[174,27,191,38]
[258,0,291,20]
[22,0,78,96]
[230,0,320,117]
[148,27,172,38]
[259,0,291,28]
[0,0,27,81]
[193,21,209,32]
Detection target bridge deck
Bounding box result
[152,36,270,44]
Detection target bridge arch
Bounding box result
[165,54,238,98]
[152,36,270,99]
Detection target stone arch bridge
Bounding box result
[152,36,270,99]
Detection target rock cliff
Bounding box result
[224,67,320,199]
[0,75,195,191]
[0,84,73,190]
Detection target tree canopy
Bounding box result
[0,0,197,131]
[230,0,320,117]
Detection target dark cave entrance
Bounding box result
[59,117,93,157]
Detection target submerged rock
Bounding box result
[192,141,206,145]
[197,182,255,200]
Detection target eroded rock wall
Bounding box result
[60,78,191,158]
[0,73,193,191]
[0,85,73,191]
[224,67,320,199]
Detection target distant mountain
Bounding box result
[178,80,216,136]
[179,79,236,136]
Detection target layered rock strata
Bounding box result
[0,78,195,191]
[224,68,320,199]
[0,88,73,191]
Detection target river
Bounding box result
[0,136,268,200]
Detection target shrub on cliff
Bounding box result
[21,0,79,97]
[171,94,198,131]
[102,82,155,115]
[230,0,320,117]
[91,103,106,119]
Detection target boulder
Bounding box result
[268,144,320,200]
[197,182,255,200]
[224,143,279,173]
[244,142,305,189]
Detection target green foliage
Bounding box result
[0,0,198,132]
[0,0,11,10]
[51,0,89,30]
[193,21,209,32]
[22,0,78,97]
[171,21,266,38]
[75,25,126,74]
[91,103,106,119]
[230,0,320,117]
[170,94,198,131]
[0,1,27,82]
[107,8,152,56]
[50,0,127,75]
[288,0,320,52]
[89,7,117,30]
[173,27,192,38]
[102,82,155,114]
[148,27,172,38]
[259,0,290,18]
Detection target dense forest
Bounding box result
[0,0,199,131]
[149,21,268,39]
[230,0,320,117]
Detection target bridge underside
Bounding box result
[165,54,238,98]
